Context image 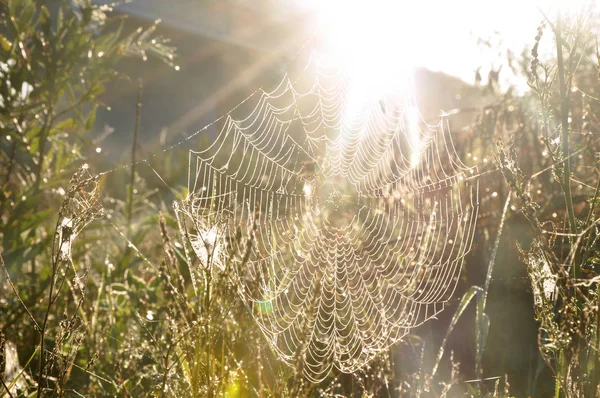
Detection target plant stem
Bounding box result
[204,262,213,398]
[555,349,565,398]
[127,79,143,237]
[34,79,57,398]
[36,227,62,397]
[555,10,578,276]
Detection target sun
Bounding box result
[308,0,418,98]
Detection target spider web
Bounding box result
[177,54,479,382]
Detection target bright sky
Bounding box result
[295,0,595,93]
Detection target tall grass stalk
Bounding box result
[127,80,143,236]
[555,10,578,248]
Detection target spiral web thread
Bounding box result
[179,54,480,382]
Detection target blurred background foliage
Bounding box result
[1,1,600,397]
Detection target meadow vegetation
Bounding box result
[1,1,600,397]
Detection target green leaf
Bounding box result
[475,295,490,380]
[8,192,42,224]
[149,275,161,290]
[66,83,76,104]
[9,0,25,21]
[40,5,51,37]
[2,238,51,268]
[85,104,97,131]
[89,83,105,100]
[0,34,12,52]
[57,7,64,32]
[432,285,483,377]
[17,0,36,29]
[15,208,54,233]
[54,117,77,133]
[25,126,41,140]
[127,270,148,290]
[111,283,129,295]
[53,142,65,174]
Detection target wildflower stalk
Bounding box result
[36,206,66,397]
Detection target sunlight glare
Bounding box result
[303,0,595,94]
[311,0,417,98]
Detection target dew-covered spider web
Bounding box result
[176,54,480,383]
